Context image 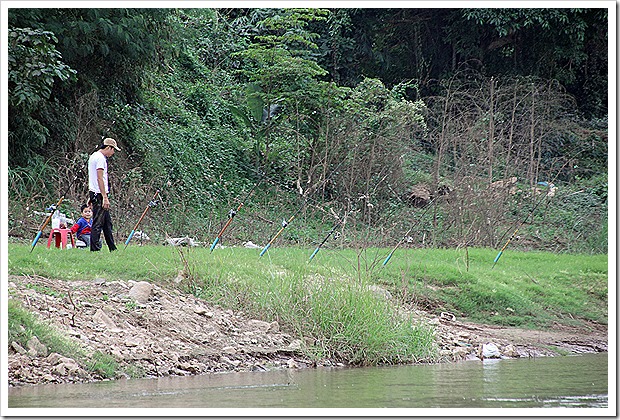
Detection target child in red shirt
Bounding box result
[71,204,93,247]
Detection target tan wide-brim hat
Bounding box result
[103,137,121,151]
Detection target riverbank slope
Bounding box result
[7,274,608,387]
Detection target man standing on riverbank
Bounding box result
[88,137,120,252]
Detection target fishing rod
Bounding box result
[491,184,552,269]
[258,170,361,260]
[257,151,354,258]
[210,176,263,252]
[259,199,307,257]
[212,162,336,258]
[124,189,161,249]
[29,174,79,252]
[492,157,572,268]
[308,221,341,262]
[381,195,439,267]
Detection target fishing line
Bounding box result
[122,116,189,249]
[126,117,203,250]
[235,156,427,265]
[209,151,343,242]
[256,139,376,258]
[209,174,264,252]
[234,151,405,240]
[491,157,575,268]
[381,194,442,267]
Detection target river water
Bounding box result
[7,353,610,415]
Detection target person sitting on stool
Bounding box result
[71,203,98,248]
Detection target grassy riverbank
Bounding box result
[7,243,608,372]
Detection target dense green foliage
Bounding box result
[7,7,608,255]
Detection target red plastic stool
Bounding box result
[47,228,75,249]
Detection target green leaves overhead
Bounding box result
[464,8,583,38]
[234,8,328,102]
[254,8,328,51]
[230,9,330,171]
[8,27,76,108]
[460,8,606,87]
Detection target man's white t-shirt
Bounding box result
[88,150,108,193]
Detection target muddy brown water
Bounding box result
[7,353,609,414]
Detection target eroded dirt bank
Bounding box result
[7,275,608,387]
